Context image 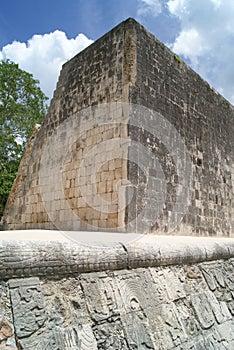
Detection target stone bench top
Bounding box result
[1,229,233,243]
[0,230,233,280]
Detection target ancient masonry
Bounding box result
[0,19,234,350]
[2,18,233,236]
[0,236,234,349]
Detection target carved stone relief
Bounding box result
[1,258,233,349]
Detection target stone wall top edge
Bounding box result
[61,17,137,70]
[133,20,234,109]
[66,16,234,109]
[0,235,234,280]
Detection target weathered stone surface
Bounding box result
[4,258,233,349]
[128,23,234,236]
[0,235,233,349]
[1,236,233,346]
[0,282,17,349]
[1,17,233,348]
[18,283,97,348]
[9,278,46,339]
[2,19,233,236]
[0,235,233,280]
[0,238,128,280]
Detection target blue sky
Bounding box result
[1,0,234,104]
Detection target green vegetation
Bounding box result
[0,59,48,218]
[173,53,182,64]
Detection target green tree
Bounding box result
[0,59,48,217]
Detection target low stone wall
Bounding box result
[0,233,234,349]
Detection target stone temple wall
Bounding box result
[127,22,234,235]
[0,235,234,349]
[2,18,234,236]
[2,21,131,231]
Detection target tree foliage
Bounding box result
[0,59,48,217]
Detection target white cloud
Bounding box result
[167,0,234,104]
[210,0,221,9]
[0,30,93,99]
[137,0,162,17]
[135,0,234,103]
[1,1,234,105]
[172,28,209,66]
[167,0,187,16]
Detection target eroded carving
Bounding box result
[0,252,233,349]
[19,325,97,350]
[9,277,45,339]
[0,282,17,349]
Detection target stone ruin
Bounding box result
[0,19,234,349]
[0,236,234,349]
[2,18,233,236]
